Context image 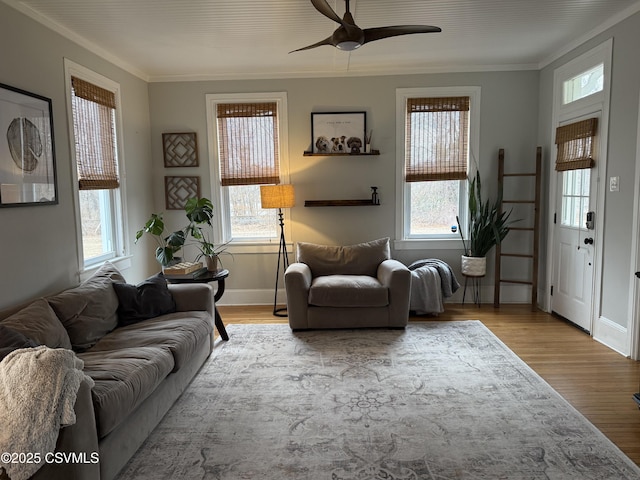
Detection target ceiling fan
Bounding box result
[290,0,441,53]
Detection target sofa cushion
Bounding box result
[0,325,39,361]
[113,273,176,326]
[0,298,71,349]
[297,237,391,277]
[48,262,125,351]
[309,275,389,307]
[78,346,175,438]
[89,312,213,372]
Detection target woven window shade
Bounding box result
[217,102,281,186]
[555,118,598,171]
[405,96,469,182]
[71,76,119,190]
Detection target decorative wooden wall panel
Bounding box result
[162,132,198,167]
[165,175,200,210]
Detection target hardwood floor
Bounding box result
[216,303,640,466]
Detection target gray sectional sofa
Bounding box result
[0,262,215,480]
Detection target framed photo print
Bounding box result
[0,83,57,207]
[311,111,366,154]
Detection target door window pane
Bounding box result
[561,169,590,228]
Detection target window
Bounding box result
[396,87,480,247]
[206,93,289,244]
[563,63,604,105]
[65,60,125,267]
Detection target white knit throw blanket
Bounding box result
[0,346,93,480]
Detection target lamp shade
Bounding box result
[260,184,295,209]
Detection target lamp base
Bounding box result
[273,307,288,317]
[271,208,289,318]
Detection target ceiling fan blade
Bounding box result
[289,36,336,53]
[363,25,442,44]
[310,0,347,26]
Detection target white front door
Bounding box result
[552,167,597,331]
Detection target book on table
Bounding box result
[162,262,207,279]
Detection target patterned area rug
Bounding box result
[117,322,640,479]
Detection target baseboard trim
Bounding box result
[217,289,286,306]
[593,315,629,356]
[452,283,533,305]
[220,285,534,307]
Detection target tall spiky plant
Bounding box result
[456,171,515,257]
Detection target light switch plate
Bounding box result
[609,176,620,192]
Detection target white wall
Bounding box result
[0,3,155,309]
[149,71,540,304]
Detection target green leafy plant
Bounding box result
[183,198,230,262]
[136,197,232,268]
[456,171,515,257]
[135,213,186,266]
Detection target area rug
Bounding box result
[116,322,640,479]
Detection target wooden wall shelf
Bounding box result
[304,199,380,207]
[303,150,380,156]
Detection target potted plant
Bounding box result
[456,170,514,276]
[135,213,186,267]
[184,197,231,272]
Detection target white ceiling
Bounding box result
[4,0,640,82]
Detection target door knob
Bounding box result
[584,237,594,245]
[636,272,640,279]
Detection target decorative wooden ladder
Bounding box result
[493,147,542,310]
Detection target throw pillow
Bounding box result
[48,261,126,351]
[0,298,71,349]
[113,273,176,326]
[0,325,39,362]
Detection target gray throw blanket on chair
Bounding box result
[408,259,460,314]
[0,346,93,480]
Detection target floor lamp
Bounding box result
[260,184,295,317]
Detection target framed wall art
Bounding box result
[311,111,366,154]
[165,175,200,210]
[163,132,199,167]
[0,83,57,207]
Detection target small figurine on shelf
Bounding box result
[371,186,380,205]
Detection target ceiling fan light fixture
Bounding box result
[289,0,441,54]
[336,41,361,51]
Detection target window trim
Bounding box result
[206,92,290,252]
[64,59,128,271]
[395,86,481,250]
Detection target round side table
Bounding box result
[166,269,230,341]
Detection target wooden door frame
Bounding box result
[545,40,611,344]
[627,92,640,360]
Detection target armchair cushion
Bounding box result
[297,237,390,277]
[309,275,388,307]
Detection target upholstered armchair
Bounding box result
[284,238,411,330]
